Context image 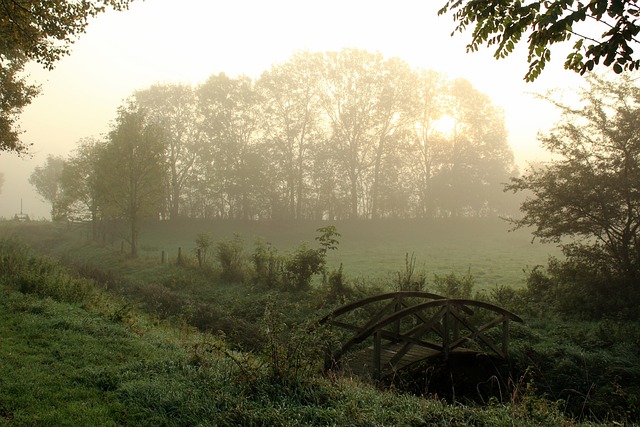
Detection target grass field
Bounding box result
[1,221,639,425]
[133,218,560,291]
[0,237,612,426]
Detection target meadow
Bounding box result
[1,219,638,425]
[134,218,559,290]
[0,231,616,426]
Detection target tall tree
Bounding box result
[0,0,133,154]
[367,56,417,219]
[408,69,451,217]
[61,137,105,237]
[507,74,640,301]
[135,83,200,220]
[257,51,324,220]
[439,0,640,81]
[435,78,514,216]
[318,49,395,219]
[97,103,165,257]
[29,154,66,220]
[197,73,263,219]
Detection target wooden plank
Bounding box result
[342,343,483,379]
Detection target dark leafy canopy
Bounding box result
[439,1,640,81]
[506,74,640,288]
[0,0,133,154]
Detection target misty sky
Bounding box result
[0,0,589,219]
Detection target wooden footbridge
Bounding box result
[315,291,523,380]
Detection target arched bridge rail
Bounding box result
[315,291,523,380]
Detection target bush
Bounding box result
[431,270,474,299]
[251,238,283,288]
[215,234,246,283]
[323,264,353,305]
[283,243,325,291]
[394,252,426,291]
[134,283,186,318]
[523,258,640,320]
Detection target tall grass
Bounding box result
[0,238,94,303]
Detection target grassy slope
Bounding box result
[0,274,592,426]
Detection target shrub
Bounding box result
[281,226,341,291]
[283,243,325,291]
[134,283,186,318]
[523,258,640,320]
[394,252,426,291]
[215,234,246,283]
[323,264,353,304]
[431,270,474,299]
[195,233,213,268]
[251,238,283,288]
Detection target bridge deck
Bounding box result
[342,343,477,378]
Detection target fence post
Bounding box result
[177,247,182,265]
[161,250,165,265]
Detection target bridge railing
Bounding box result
[315,291,524,379]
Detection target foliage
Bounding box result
[96,102,166,257]
[282,226,341,290]
[0,0,133,154]
[134,83,201,220]
[58,49,518,221]
[0,238,94,303]
[315,225,341,254]
[261,299,325,383]
[439,0,640,81]
[509,317,640,422]
[323,264,353,304]
[431,270,474,299]
[60,137,105,233]
[28,155,66,220]
[283,243,326,290]
[523,258,640,319]
[394,252,427,291]
[215,234,246,283]
[195,232,213,267]
[251,238,284,288]
[506,74,640,317]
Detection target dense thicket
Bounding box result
[37,49,518,226]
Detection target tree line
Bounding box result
[31,49,518,235]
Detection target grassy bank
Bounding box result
[0,236,598,426]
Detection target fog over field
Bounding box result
[0,0,585,220]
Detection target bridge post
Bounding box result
[324,347,333,373]
[502,317,510,358]
[373,331,381,380]
[443,303,450,359]
[393,297,402,340]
